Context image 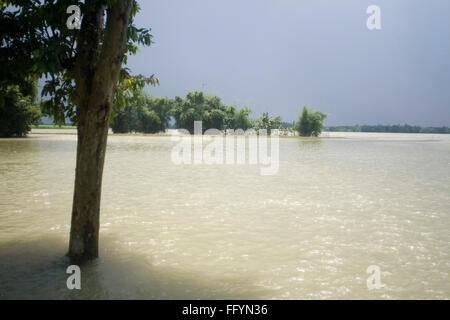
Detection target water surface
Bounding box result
[0,132,449,299]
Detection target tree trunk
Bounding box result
[67,0,133,262]
[68,106,110,260]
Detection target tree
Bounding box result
[1,0,157,261]
[111,93,173,134]
[297,107,311,136]
[111,104,138,133]
[171,91,237,133]
[255,112,281,135]
[143,96,173,133]
[233,107,253,131]
[0,78,41,137]
[296,106,327,137]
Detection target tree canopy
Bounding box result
[0,0,158,125]
[296,106,328,137]
[111,91,258,134]
[254,112,281,135]
[111,93,173,134]
[171,91,235,133]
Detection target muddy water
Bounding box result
[0,132,449,299]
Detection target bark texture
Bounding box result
[68,0,133,262]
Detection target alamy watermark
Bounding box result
[367,5,381,30]
[66,265,81,290]
[66,5,81,30]
[66,4,382,31]
[170,121,279,176]
[366,265,386,290]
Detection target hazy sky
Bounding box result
[129,0,450,126]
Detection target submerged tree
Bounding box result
[1,0,157,261]
[296,106,327,137]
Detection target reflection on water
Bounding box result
[0,133,449,299]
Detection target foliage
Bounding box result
[111,93,173,134]
[281,121,295,129]
[255,112,281,134]
[0,79,42,137]
[0,0,158,125]
[296,106,327,137]
[137,107,161,134]
[110,104,138,133]
[112,91,257,134]
[143,96,173,133]
[172,91,235,133]
[233,107,254,131]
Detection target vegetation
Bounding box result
[281,121,295,129]
[233,108,254,131]
[254,112,281,134]
[0,78,41,137]
[111,91,255,134]
[296,106,328,137]
[171,91,237,133]
[111,93,173,134]
[109,97,450,136]
[109,94,338,137]
[325,125,450,134]
[109,91,289,135]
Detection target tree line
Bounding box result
[0,82,329,138]
[3,83,449,138]
[326,124,450,134]
[111,90,284,134]
[111,91,330,136]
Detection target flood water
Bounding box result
[0,132,449,299]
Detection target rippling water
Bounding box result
[0,132,449,299]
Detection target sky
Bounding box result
[128,0,450,126]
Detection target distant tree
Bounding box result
[146,96,173,132]
[137,107,161,133]
[171,91,237,133]
[255,112,281,135]
[172,92,203,133]
[281,121,295,129]
[270,116,282,133]
[233,107,253,130]
[223,105,238,129]
[325,124,449,134]
[111,104,138,133]
[0,79,41,137]
[112,91,256,134]
[297,107,311,136]
[204,108,226,131]
[134,94,171,134]
[296,106,327,137]
[111,93,173,134]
